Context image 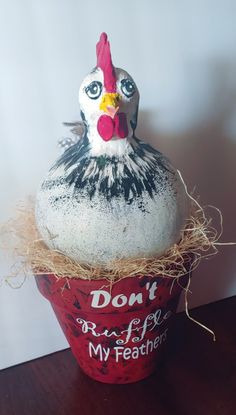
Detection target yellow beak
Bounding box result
[99,93,121,118]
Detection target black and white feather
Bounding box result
[58,121,85,151]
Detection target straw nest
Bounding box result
[0,194,223,283]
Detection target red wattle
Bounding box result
[97,113,129,141]
[97,115,114,141]
[114,112,129,138]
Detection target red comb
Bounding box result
[96,32,116,93]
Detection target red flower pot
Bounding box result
[35,259,191,384]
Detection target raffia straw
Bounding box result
[0,203,217,281]
[184,268,216,342]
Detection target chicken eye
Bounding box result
[120,79,135,98]
[85,81,102,99]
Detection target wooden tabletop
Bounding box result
[1,296,235,415]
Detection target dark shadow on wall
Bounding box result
[136,64,236,309]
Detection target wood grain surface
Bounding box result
[1,296,235,415]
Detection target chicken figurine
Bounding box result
[35,33,189,266]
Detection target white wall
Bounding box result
[1,0,236,369]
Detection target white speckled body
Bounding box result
[35,135,189,266]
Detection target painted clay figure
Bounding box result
[35,33,189,266]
